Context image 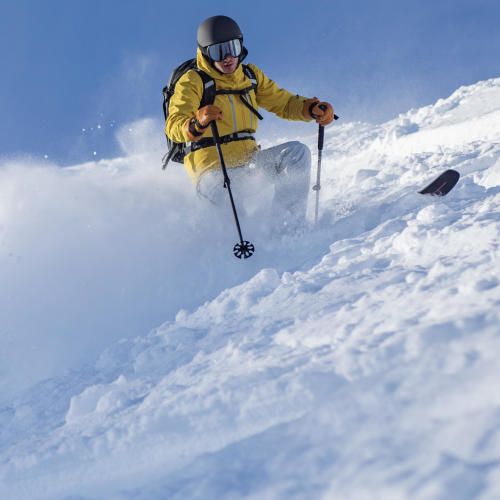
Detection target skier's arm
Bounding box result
[165,71,205,143]
[248,64,312,122]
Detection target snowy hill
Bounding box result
[1,77,500,499]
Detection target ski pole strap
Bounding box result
[186,131,256,154]
[162,146,178,170]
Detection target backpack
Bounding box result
[161,58,262,169]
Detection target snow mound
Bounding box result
[1,78,500,500]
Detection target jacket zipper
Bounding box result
[227,95,238,133]
[247,92,253,129]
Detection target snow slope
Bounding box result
[1,78,500,499]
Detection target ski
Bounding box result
[418,169,460,196]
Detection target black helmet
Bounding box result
[197,15,243,56]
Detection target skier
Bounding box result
[165,15,335,229]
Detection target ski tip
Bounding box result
[418,169,460,196]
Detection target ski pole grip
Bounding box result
[319,104,339,121]
[318,103,339,122]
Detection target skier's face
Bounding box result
[214,55,238,74]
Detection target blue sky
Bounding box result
[1,0,499,164]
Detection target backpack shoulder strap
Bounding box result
[163,62,259,130]
[193,69,216,108]
[237,64,263,120]
[242,64,258,91]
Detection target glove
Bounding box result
[303,98,335,126]
[196,105,223,128]
[186,105,223,141]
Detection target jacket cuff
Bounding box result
[185,118,204,142]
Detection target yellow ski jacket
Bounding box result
[165,49,312,185]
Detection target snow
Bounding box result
[1,77,500,499]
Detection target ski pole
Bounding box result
[210,121,255,259]
[312,123,325,225]
[312,108,339,225]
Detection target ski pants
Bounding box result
[196,141,311,226]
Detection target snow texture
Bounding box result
[1,78,500,499]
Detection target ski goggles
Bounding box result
[207,38,242,62]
